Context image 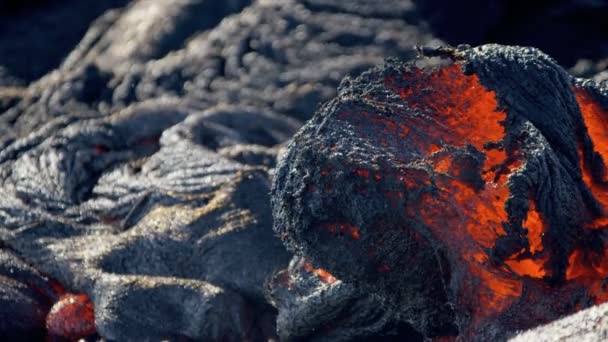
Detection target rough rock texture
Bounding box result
[0,103,294,340]
[267,255,424,341]
[0,0,435,149]
[3,0,608,340]
[0,0,435,340]
[272,44,608,340]
[510,301,608,342]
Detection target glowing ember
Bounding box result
[304,261,337,284]
[46,294,96,340]
[325,222,361,240]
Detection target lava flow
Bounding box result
[386,63,546,324]
[272,45,608,340]
[385,62,608,334]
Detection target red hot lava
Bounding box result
[46,293,96,340]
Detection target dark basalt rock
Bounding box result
[267,255,424,341]
[272,44,608,340]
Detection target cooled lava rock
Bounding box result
[267,255,424,341]
[272,44,608,340]
[0,0,433,149]
[0,102,292,340]
[0,1,435,338]
[509,300,608,341]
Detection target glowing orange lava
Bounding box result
[304,261,338,284]
[576,88,608,208]
[566,87,608,304]
[46,294,96,340]
[392,63,535,318]
[330,64,608,335]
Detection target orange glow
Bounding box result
[576,89,608,183]
[397,64,507,163]
[505,258,546,278]
[390,63,540,319]
[524,200,544,254]
[332,65,608,335]
[567,87,608,305]
[325,222,361,240]
[576,88,608,214]
[304,261,337,284]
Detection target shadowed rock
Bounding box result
[0,249,60,341]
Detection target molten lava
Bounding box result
[273,46,608,340]
[339,63,608,333]
[304,261,338,284]
[569,87,608,302]
[386,63,552,321]
[46,294,96,340]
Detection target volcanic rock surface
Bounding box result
[272,44,608,340]
[2,0,608,341]
[510,300,608,341]
[0,0,435,340]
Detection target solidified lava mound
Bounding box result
[272,44,608,340]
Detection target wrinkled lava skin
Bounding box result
[272,44,608,340]
[0,0,433,340]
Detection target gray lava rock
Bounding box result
[0,0,434,148]
[0,1,434,338]
[0,103,291,339]
[509,301,608,342]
